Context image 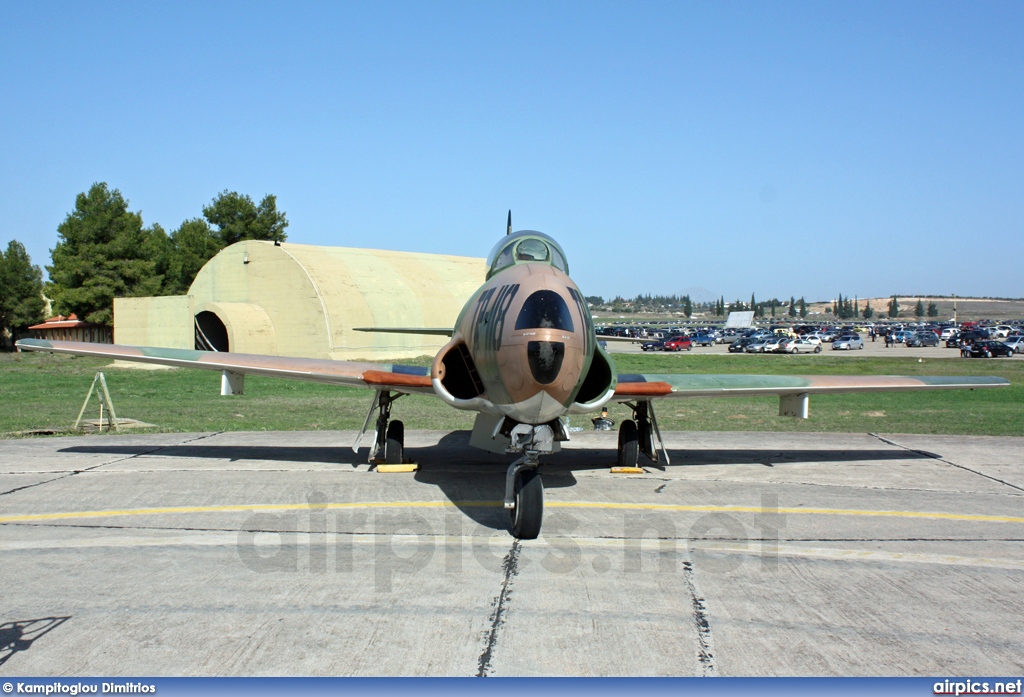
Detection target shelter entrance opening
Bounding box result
[195,311,229,352]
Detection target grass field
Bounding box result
[0,350,1020,437]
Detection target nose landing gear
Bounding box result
[502,422,556,539]
[505,452,543,539]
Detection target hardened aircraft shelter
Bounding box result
[114,241,486,361]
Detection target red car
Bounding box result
[663,335,692,351]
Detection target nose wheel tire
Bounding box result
[617,419,639,468]
[509,468,543,539]
[384,420,404,464]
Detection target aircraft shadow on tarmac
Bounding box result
[0,616,71,668]
[59,435,936,532]
[407,431,939,530]
[59,444,367,466]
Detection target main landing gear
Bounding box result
[354,390,406,464]
[616,400,670,468]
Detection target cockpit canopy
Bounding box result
[486,230,569,280]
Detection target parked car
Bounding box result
[782,338,822,354]
[763,336,786,352]
[729,337,755,353]
[663,336,692,351]
[745,338,770,353]
[1004,336,1024,353]
[950,330,989,348]
[906,332,940,347]
[940,327,960,340]
[690,333,716,347]
[964,340,1014,358]
[641,340,665,351]
[832,334,864,350]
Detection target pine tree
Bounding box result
[0,240,46,347]
[788,296,796,318]
[888,295,899,318]
[927,302,939,318]
[915,299,925,318]
[862,301,873,319]
[47,183,166,325]
[799,297,807,318]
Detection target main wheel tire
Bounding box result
[618,419,639,468]
[509,469,543,539]
[384,420,404,464]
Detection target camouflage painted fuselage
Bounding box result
[430,259,614,424]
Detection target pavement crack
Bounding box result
[0,474,75,497]
[0,432,224,498]
[681,558,716,676]
[869,433,1024,493]
[475,539,521,677]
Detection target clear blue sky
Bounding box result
[2,1,1021,303]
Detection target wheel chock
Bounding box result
[611,466,644,474]
[372,458,419,473]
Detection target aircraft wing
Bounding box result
[613,373,1009,399]
[14,339,435,395]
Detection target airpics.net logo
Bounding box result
[233,490,786,591]
[934,679,1023,695]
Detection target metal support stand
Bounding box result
[74,372,119,433]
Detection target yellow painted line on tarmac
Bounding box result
[0,501,479,523]
[546,502,1024,524]
[2,501,1024,525]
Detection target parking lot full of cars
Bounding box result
[597,320,1022,358]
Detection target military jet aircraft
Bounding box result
[16,216,1009,539]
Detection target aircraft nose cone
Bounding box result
[527,341,565,385]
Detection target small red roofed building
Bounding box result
[27,314,113,343]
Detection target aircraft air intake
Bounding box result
[437,341,485,399]
[527,341,565,385]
